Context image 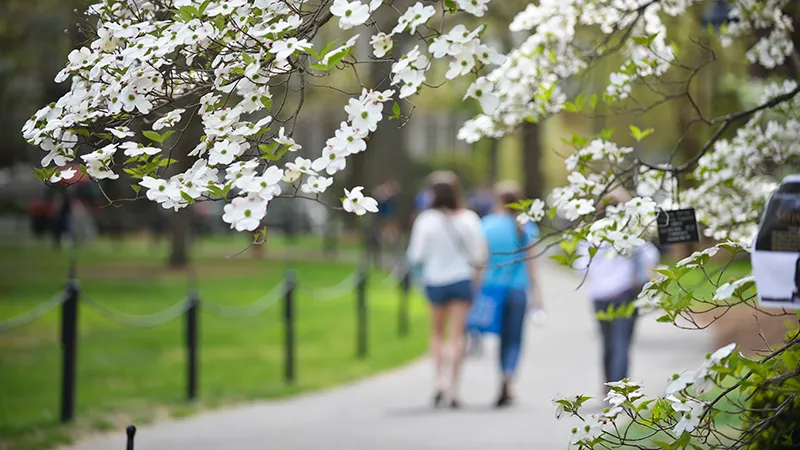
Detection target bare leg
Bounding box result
[446,300,471,405]
[430,305,447,397]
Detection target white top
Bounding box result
[573,241,661,301]
[407,208,487,286]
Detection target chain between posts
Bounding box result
[201,286,284,320]
[0,292,67,334]
[81,295,193,328]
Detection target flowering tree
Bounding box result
[24,0,800,448]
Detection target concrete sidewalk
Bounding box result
[71,262,713,450]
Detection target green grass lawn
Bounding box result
[0,237,428,450]
[669,257,753,303]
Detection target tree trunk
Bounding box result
[169,208,191,267]
[166,101,203,269]
[521,121,544,200]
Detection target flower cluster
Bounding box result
[684,81,800,241]
[21,0,401,231]
[557,344,738,447]
[721,0,795,69]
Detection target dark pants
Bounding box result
[593,290,638,384]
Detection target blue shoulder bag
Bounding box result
[467,230,525,335]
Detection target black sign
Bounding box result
[657,208,700,244]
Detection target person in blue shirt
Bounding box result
[481,181,543,407]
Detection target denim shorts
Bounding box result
[425,279,473,305]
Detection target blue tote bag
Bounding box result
[467,232,525,335]
[467,284,510,335]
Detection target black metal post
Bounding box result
[185,291,199,401]
[60,269,79,423]
[356,267,368,359]
[399,269,410,337]
[126,425,136,450]
[283,271,297,384]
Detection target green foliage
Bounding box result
[742,334,800,450]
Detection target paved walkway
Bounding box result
[72,262,712,450]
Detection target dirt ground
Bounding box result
[710,306,799,358]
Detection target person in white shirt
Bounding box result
[573,188,660,392]
[407,171,487,408]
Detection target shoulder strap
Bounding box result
[441,211,474,265]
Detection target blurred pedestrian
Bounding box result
[410,181,433,227]
[373,179,401,245]
[468,180,495,218]
[573,187,660,394]
[407,171,487,408]
[480,181,543,407]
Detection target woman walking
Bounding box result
[481,181,543,407]
[573,187,660,394]
[407,171,486,408]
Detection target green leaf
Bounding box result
[563,101,580,113]
[656,314,673,323]
[391,102,401,119]
[131,184,141,194]
[653,441,671,450]
[574,93,585,110]
[260,96,273,110]
[781,350,798,371]
[143,130,163,143]
[590,94,598,110]
[161,130,176,142]
[221,182,233,199]
[180,191,195,204]
[157,158,177,167]
[629,124,654,142]
[444,0,457,10]
[672,431,691,449]
[177,5,199,21]
[206,185,224,198]
[319,39,340,58]
[305,47,321,60]
[198,0,213,15]
[34,167,57,182]
[324,48,350,69]
[654,268,679,279]
[600,128,614,140]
